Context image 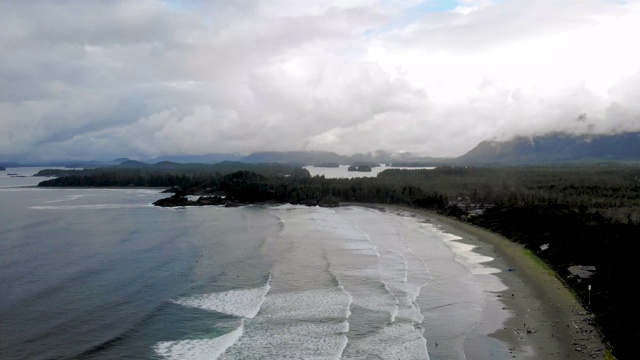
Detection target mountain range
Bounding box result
[3,132,639,168]
[456,131,640,165]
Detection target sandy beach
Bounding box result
[355,204,609,360]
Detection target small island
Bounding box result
[153,193,228,207]
[0,166,5,171]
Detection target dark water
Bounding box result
[0,168,512,360]
[0,172,273,359]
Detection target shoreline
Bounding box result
[9,185,611,358]
[348,203,608,359]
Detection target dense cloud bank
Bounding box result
[1,0,640,161]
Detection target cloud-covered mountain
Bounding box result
[239,132,640,166]
[169,132,640,166]
[6,131,640,168]
[456,132,640,165]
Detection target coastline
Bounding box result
[348,203,608,359]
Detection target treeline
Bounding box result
[197,169,447,208]
[150,169,448,209]
[36,162,309,188]
[378,166,640,223]
[379,167,640,358]
[39,170,215,188]
[37,164,449,209]
[469,204,638,357]
[36,164,640,358]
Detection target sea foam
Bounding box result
[154,323,243,360]
[216,287,352,359]
[444,238,501,275]
[172,283,271,319]
[259,287,352,321]
[342,322,429,359]
[219,321,349,360]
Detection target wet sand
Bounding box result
[353,204,608,359]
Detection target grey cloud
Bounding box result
[604,73,640,133]
[2,1,177,46]
[1,0,639,162]
[390,0,619,54]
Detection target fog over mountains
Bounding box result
[456,131,640,165]
[227,131,640,166]
[4,131,639,168]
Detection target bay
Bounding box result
[0,168,509,359]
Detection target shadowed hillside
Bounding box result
[457,132,640,165]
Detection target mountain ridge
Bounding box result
[5,131,640,168]
[456,132,640,165]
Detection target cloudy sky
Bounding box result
[2,0,640,161]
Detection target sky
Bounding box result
[2,0,640,162]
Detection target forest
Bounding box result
[38,164,640,359]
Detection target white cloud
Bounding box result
[1,0,640,161]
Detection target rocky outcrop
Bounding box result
[153,193,228,207]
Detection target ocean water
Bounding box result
[303,165,435,179]
[1,168,509,360]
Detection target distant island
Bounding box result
[0,166,5,171]
[347,162,379,172]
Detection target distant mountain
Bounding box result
[61,158,131,168]
[118,160,151,168]
[456,132,640,165]
[12,132,640,169]
[0,155,244,168]
[0,162,20,168]
[242,151,350,165]
[242,150,449,166]
[0,158,131,169]
[146,153,243,164]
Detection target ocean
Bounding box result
[0,168,511,360]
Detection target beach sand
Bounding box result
[354,204,609,359]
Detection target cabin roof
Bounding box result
[568,265,597,279]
